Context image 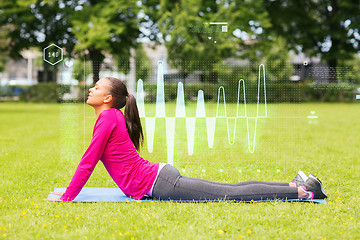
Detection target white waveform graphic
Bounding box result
[136,61,267,164]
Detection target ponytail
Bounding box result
[124,93,144,151]
[105,77,143,151]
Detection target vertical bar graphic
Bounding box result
[196,90,206,118]
[156,61,165,117]
[206,117,216,148]
[136,79,145,118]
[176,82,186,117]
[145,117,156,153]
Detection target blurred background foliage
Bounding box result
[0,0,359,102]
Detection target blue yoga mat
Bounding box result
[47,187,327,204]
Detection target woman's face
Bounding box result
[87,78,112,107]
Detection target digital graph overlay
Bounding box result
[136,61,267,164]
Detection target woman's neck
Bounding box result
[95,105,111,117]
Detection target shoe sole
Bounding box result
[309,174,328,198]
[298,170,308,181]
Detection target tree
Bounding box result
[157,0,234,83]
[145,0,272,84]
[116,45,151,82]
[264,0,360,82]
[338,54,360,84]
[261,36,294,82]
[0,0,77,82]
[0,0,142,84]
[71,0,140,84]
[72,58,92,83]
[0,25,13,72]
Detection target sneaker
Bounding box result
[291,170,308,187]
[309,174,328,198]
[300,174,328,199]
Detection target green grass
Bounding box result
[0,102,359,239]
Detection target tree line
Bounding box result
[0,0,359,84]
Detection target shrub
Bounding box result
[19,83,70,103]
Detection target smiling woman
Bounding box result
[48,77,328,202]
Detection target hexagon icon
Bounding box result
[43,44,63,65]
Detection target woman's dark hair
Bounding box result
[105,77,143,151]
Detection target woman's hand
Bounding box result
[44,191,65,201]
[51,191,65,196]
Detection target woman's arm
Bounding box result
[60,110,117,201]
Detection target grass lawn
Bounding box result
[0,102,359,239]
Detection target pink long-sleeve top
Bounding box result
[60,108,159,201]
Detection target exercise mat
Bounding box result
[47,187,327,204]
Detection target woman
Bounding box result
[49,77,328,202]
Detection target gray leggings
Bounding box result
[152,164,298,201]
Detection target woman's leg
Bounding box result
[181,176,290,187]
[152,165,298,201]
